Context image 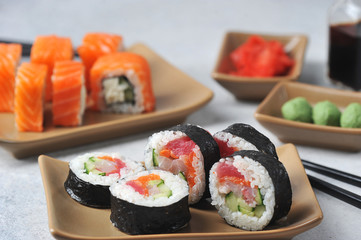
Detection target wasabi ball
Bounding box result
[312,100,341,126]
[281,97,312,123]
[340,102,361,128]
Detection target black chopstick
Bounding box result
[302,159,361,188]
[307,174,361,209]
[0,39,79,57]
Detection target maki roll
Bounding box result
[30,35,73,101]
[144,124,220,205]
[110,169,190,234]
[64,152,144,208]
[89,52,155,113]
[52,60,86,126]
[0,43,22,112]
[209,150,292,231]
[77,32,123,90]
[213,123,278,159]
[14,63,47,132]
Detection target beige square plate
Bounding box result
[212,31,307,100]
[39,144,322,240]
[255,82,361,151]
[0,43,213,158]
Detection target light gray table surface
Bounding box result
[1,0,360,239]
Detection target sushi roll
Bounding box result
[213,123,278,159]
[0,43,22,112]
[144,124,220,205]
[209,150,292,231]
[14,62,47,132]
[110,169,190,234]
[30,35,73,101]
[64,152,144,208]
[77,32,123,90]
[52,60,86,126]
[90,52,155,113]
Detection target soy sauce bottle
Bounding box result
[328,0,361,90]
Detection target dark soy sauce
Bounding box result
[328,20,361,90]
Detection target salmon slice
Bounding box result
[0,43,22,61]
[77,33,123,90]
[90,52,155,113]
[52,60,86,126]
[0,43,22,112]
[30,35,73,102]
[14,62,47,132]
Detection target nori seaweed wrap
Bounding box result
[64,169,111,208]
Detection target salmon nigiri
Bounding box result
[30,35,73,102]
[0,43,22,112]
[52,60,86,126]
[14,62,47,132]
[77,33,123,90]
[90,52,155,113]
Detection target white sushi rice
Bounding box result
[209,155,275,231]
[214,131,258,152]
[110,169,189,207]
[101,69,144,113]
[69,152,144,186]
[144,130,206,204]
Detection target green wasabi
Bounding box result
[340,102,361,128]
[312,100,341,126]
[281,97,312,123]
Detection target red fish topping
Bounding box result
[214,138,239,158]
[164,136,196,156]
[216,161,259,204]
[126,173,161,196]
[97,156,126,176]
[216,161,251,187]
[159,136,197,188]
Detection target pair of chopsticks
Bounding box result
[302,159,361,209]
[0,39,79,57]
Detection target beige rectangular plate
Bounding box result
[39,144,322,240]
[0,43,213,158]
[254,81,361,151]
